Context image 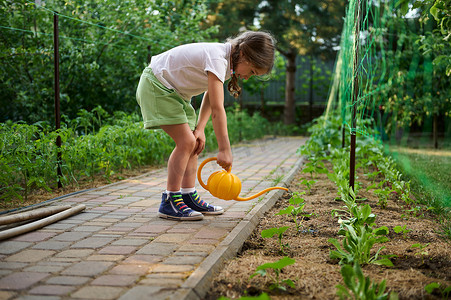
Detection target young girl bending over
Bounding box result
[136,31,276,221]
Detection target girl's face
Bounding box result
[234,60,267,80]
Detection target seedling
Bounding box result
[250,257,296,292]
[301,160,328,179]
[261,226,290,254]
[276,192,315,232]
[329,224,394,266]
[425,282,451,299]
[299,178,317,194]
[336,262,396,300]
[393,225,411,239]
[373,187,394,209]
[411,243,429,264]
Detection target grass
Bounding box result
[388,147,451,208]
[387,145,451,238]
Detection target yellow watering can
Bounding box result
[197,157,289,201]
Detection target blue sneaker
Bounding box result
[158,192,203,221]
[182,191,224,215]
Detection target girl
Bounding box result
[136,31,276,221]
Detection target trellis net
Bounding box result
[325,0,451,206]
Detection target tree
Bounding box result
[207,0,345,124]
[257,0,345,124]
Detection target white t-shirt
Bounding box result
[150,42,232,101]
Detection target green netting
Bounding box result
[325,0,451,207]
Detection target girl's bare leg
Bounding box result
[161,124,196,191]
[181,154,198,189]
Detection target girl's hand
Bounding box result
[217,150,233,171]
[193,127,206,155]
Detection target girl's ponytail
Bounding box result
[226,31,276,99]
[228,44,242,98]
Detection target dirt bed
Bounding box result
[205,162,450,299]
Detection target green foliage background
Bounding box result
[0,0,217,124]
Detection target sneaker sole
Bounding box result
[202,209,224,215]
[157,212,204,221]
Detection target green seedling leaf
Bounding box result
[372,257,394,267]
[256,256,296,271]
[276,206,294,216]
[374,226,389,236]
[425,282,440,294]
[261,226,289,238]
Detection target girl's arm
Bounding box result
[192,90,211,155]
[203,72,232,170]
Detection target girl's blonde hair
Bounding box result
[227,31,276,98]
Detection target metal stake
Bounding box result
[54,13,62,188]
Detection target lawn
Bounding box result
[387,146,451,208]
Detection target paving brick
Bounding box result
[6,250,55,263]
[150,264,193,273]
[152,233,191,243]
[0,270,12,276]
[67,212,102,221]
[45,276,90,286]
[90,206,118,213]
[123,255,163,264]
[0,272,49,290]
[24,265,66,273]
[111,238,148,246]
[32,241,71,250]
[109,264,148,276]
[118,286,172,300]
[71,286,124,299]
[163,255,204,265]
[136,242,178,256]
[86,255,124,262]
[194,228,228,239]
[52,231,92,242]
[55,249,94,258]
[0,241,32,255]
[98,246,136,255]
[0,262,28,270]
[61,261,113,276]
[91,274,138,286]
[42,223,77,230]
[177,244,215,253]
[139,277,183,287]
[29,284,74,296]
[172,251,208,257]
[71,237,115,249]
[217,211,246,218]
[128,199,159,207]
[12,232,57,242]
[0,291,16,300]
[72,225,105,232]
[103,226,135,233]
[187,238,219,245]
[133,225,171,234]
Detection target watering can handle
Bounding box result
[197,157,216,191]
[197,157,231,190]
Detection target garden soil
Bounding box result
[205,162,451,300]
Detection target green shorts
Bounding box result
[136,67,196,130]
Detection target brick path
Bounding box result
[0,136,305,300]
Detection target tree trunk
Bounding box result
[309,55,314,122]
[284,51,297,125]
[433,114,438,149]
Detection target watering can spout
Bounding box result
[197,157,288,201]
